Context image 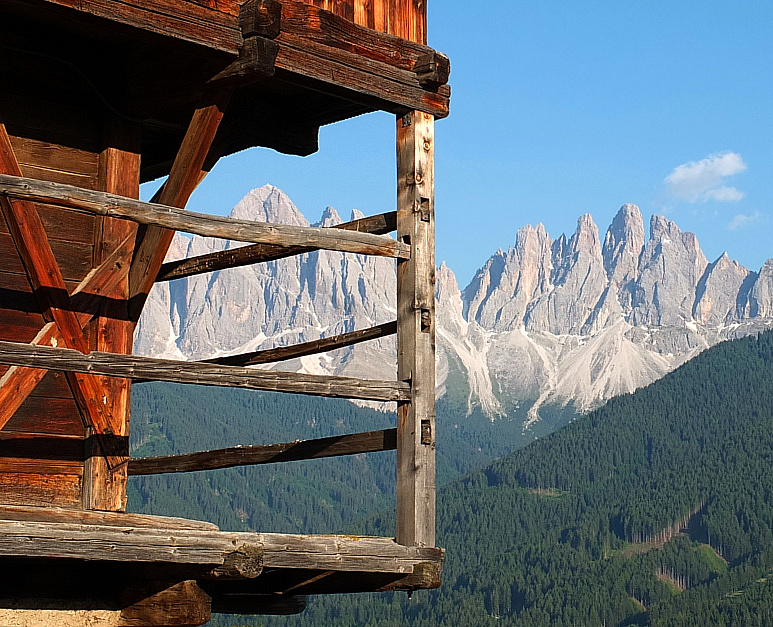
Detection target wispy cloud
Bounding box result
[664,152,746,203]
[727,211,762,230]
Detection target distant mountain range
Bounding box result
[135,186,773,425]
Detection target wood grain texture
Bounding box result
[32,0,242,54]
[0,340,412,402]
[120,580,211,626]
[274,32,449,119]
[205,321,396,366]
[395,110,436,548]
[83,118,141,512]
[0,504,218,531]
[129,428,397,475]
[0,472,82,507]
[156,210,397,281]
[0,520,262,566]
[0,175,411,260]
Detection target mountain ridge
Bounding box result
[135,186,773,425]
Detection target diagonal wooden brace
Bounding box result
[129,90,232,322]
[0,233,134,432]
[0,121,117,439]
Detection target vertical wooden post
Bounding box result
[396,110,435,547]
[83,117,141,511]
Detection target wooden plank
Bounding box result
[33,0,242,54]
[257,532,442,573]
[395,110,436,548]
[0,504,218,531]
[7,136,100,179]
[0,472,82,507]
[0,175,411,260]
[1,396,84,436]
[128,428,397,475]
[0,233,92,281]
[206,321,396,366]
[0,202,97,244]
[274,32,450,119]
[0,520,262,566]
[280,2,441,75]
[157,210,396,281]
[0,341,411,402]
[129,91,232,323]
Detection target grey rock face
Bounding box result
[135,190,773,425]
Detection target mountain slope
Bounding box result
[135,188,773,427]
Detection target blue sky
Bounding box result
[151,1,773,288]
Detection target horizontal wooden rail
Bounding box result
[206,321,397,366]
[0,175,410,259]
[157,211,397,281]
[0,340,411,402]
[129,428,397,475]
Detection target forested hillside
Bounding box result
[263,330,773,626]
[127,380,553,534]
[130,331,773,626]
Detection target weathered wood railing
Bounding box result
[0,109,435,548]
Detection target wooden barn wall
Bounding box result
[308,0,427,43]
[0,55,105,507]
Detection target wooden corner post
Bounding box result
[396,110,436,547]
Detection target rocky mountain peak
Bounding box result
[570,213,603,259]
[603,203,645,286]
[230,184,309,226]
[315,206,343,228]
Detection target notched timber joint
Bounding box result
[415,197,430,222]
[209,37,279,87]
[414,52,451,90]
[421,420,433,445]
[240,0,282,39]
[420,309,432,333]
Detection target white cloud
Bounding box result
[727,211,761,230]
[664,152,746,203]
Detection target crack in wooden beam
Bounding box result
[156,211,396,282]
[0,174,411,260]
[129,428,397,476]
[203,321,396,367]
[0,341,412,402]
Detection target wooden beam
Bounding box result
[0,121,116,438]
[275,34,450,119]
[0,504,219,531]
[33,0,243,54]
[128,428,397,476]
[129,91,232,322]
[0,520,262,568]
[0,341,411,402]
[0,175,410,261]
[240,0,283,39]
[83,118,141,511]
[120,580,211,627]
[256,532,442,573]
[205,321,396,367]
[156,211,397,282]
[395,110,436,548]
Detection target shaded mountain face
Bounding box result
[135,187,773,425]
